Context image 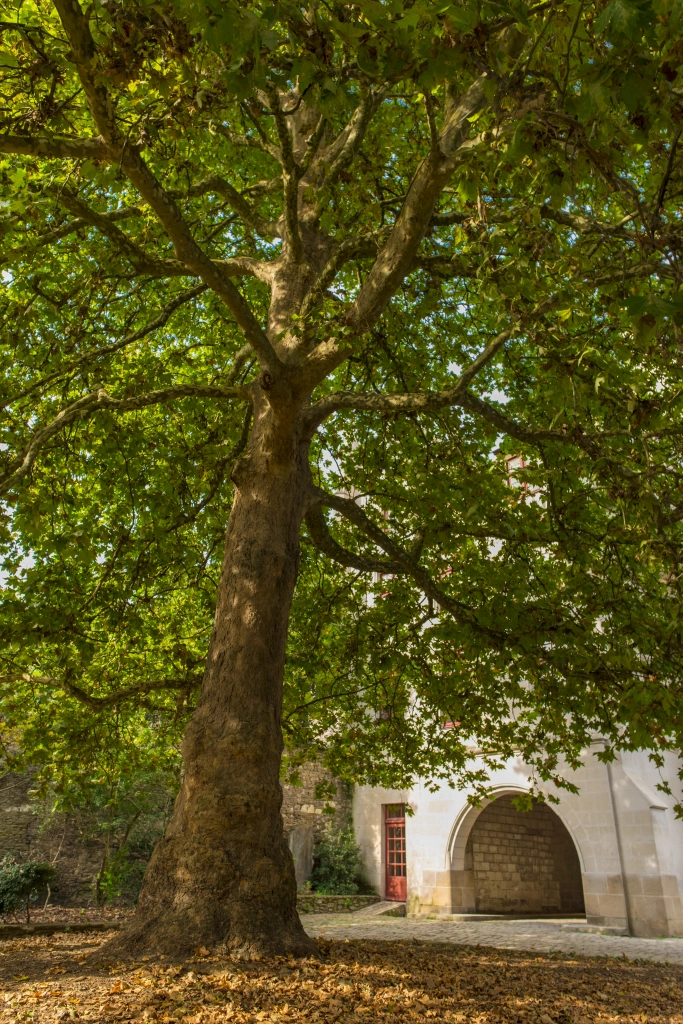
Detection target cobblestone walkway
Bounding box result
[301,913,683,964]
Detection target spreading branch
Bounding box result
[0,673,203,711]
[0,384,250,497]
[347,75,488,331]
[186,176,280,240]
[265,84,304,263]
[540,203,636,239]
[312,488,507,645]
[52,0,282,374]
[307,329,512,429]
[0,134,107,160]
[55,188,188,277]
[305,503,406,574]
[0,206,143,266]
[320,86,391,196]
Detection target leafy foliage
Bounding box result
[57,768,174,905]
[0,0,683,815]
[309,825,364,896]
[0,856,56,922]
[29,746,177,904]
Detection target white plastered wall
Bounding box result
[352,746,683,936]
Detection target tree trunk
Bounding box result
[105,408,317,958]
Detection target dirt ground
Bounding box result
[0,930,681,1024]
[1,908,134,927]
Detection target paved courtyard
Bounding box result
[302,912,683,964]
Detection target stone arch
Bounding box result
[448,788,585,915]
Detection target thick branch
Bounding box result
[265,84,304,262]
[56,188,188,276]
[347,76,488,331]
[187,176,279,240]
[226,343,253,385]
[0,133,107,160]
[305,503,406,574]
[321,87,390,195]
[122,162,279,369]
[307,329,511,429]
[310,380,659,478]
[298,232,385,321]
[0,384,250,497]
[300,114,327,177]
[540,203,636,239]
[0,673,202,711]
[313,489,506,645]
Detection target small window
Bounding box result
[505,454,527,488]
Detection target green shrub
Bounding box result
[309,825,362,895]
[0,856,56,923]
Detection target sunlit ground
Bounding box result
[0,930,681,1023]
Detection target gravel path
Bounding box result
[302,913,683,964]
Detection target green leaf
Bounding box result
[595,0,649,39]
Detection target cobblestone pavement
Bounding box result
[301,912,683,964]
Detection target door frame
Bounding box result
[384,803,407,902]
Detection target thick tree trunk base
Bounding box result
[99,743,317,961]
[100,898,317,961]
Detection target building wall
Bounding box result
[353,745,683,937]
[282,762,352,888]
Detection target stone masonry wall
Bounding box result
[466,796,584,915]
[281,761,352,888]
[281,761,351,839]
[0,773,103,907]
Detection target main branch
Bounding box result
[0,673,202,711]
[305,504,406,574]
[52,0,281,374]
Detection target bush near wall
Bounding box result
[308,824,367,895]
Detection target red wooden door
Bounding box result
[385,804,407,901]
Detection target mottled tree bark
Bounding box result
[107,397,317,958]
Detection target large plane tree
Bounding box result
[2,0,683,956]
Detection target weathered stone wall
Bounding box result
[466,795,584,914]
[281,761,351,837]
[282,761,352,888]
[0,773,103,907]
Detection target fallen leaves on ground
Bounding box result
[0,907,134,927]
[0,931,680,1024]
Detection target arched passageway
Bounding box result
[464,795,585,914]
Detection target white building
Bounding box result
[353,743,683,938]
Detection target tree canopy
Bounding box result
[1,0,683,816]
